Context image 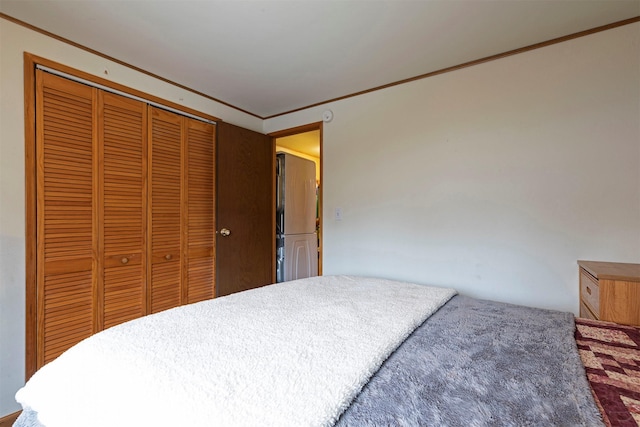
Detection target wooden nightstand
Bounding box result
[578,260,640,326]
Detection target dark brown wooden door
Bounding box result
[216,122,274,297]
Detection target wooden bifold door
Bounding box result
[34,70,215,369]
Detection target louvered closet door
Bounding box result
[149,107,183,313]
[33,70,217,371]
[185,119,215,303]
[36,71,97,366]
[100,92,147,328]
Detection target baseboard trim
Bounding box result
[0,410,21,427]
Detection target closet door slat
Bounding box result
[100,92,148,329]
[186,119,215,303]
[149,107,183,313]
[37,71,96,367]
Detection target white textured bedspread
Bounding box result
[16,275,455,427]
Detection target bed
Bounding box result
[13,275,639,426]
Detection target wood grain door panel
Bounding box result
[216,122,273,297]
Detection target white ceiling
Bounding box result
[2,0,639,118]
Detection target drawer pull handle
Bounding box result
[165,254,172,261]
[586,286,591,295]
[121,257,129,264]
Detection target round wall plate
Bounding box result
[322,110,333,122]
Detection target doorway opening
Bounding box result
[270,123,323,277]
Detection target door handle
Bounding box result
[218,228,231,237]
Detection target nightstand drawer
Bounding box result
[580,270,600,316]
[579,302,597,320]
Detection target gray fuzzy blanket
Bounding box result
[336,295,603,426]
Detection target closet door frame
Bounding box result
[24,53,219,380]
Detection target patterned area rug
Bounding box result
[575,318,640,427]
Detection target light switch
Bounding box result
[334,207,343,221]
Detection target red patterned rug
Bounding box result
[575,317,640,427]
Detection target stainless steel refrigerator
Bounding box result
[276,152,318,282]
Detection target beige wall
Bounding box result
[265,23,640,310]
[0,17,262,417]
